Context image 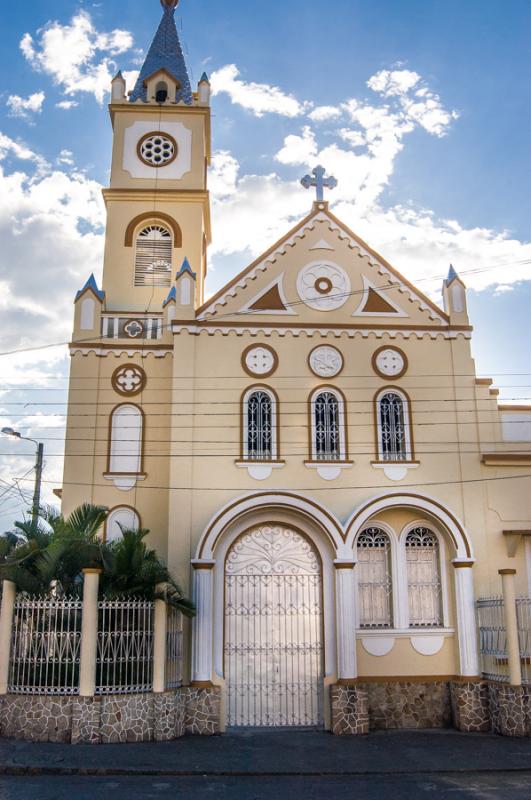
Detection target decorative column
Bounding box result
[499,569,522,686]
[191,561,215,685]
[0,580,16,695]
[452,560,480,676]
[152,586,167,693]
[79,569,101,697]
[334,561,357,681]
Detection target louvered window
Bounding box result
[406,527,442,627]
[357,528,393,628]
[378,391,410,461]
[134,225,172,287]
[244,390,274,460]
[313,391,342,461]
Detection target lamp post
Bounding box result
[1,427,44,525]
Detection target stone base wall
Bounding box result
[488,683,527,737]
[450,681,491,733]
[0,687,221,744]
[361,680,452,731]
[330,685,369,735]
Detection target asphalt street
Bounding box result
[1,729,530,799]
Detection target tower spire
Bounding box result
[129,0,192,104]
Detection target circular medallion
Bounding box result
[372,346,408,379]
[137,132,178,167]
[241,345,278,378]
[296,261,351,311]
[308,346,344,378]
[124,319,145,338]
[112,364,147,397]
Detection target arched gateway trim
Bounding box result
[196,492,345,560]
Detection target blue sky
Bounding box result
[0,0,530,527]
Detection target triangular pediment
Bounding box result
[197,205,448,329]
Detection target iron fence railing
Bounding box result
[476,596,509,683]
[8,596,82,695]
[516,597,531,686]
[165,606,184,690]
[96,598,154,695]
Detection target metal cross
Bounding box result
[300,165,338,202]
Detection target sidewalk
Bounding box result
[1,729,531,777]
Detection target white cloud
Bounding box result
[209,151,240,199]
[210,64,307,117]
[7,92,45,120]
[308,105,343,122]
[20,11,134,104]
[275,126,317,165]
[368,68,459,137]
[57,149,74,166]
[55,100,78,110]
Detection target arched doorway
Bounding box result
[224,524,324,728]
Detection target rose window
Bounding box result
[138,132,177,167]
[296,262,351,311]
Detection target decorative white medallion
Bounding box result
[123,120,192,180]
[410,635,445,656]
[309,346,344,378]
[296,261,351,311]
[242,345,278,377]
[362,637,396,657]
[373,346,407,379]
[124,319,144,339]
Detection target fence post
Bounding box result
[153,585,167,693]
[79,569,101,697]
[0,580,16,695]
[499,568,522,686]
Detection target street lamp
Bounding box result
[1,427,44,524]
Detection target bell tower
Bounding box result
[101,0,211,310]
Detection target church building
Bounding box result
[61,0,531,733]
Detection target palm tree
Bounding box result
[101,527,195,617]
[0,505,194,615]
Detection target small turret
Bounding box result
[111,71,126,102]
[174,257,197,318]
[198,73,211,105]
[74,274,105,339]
[443,264,469,323]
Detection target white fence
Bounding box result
[477,596,530,685]
[2,585,183,697]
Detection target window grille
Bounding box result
[134,225,172,287]
[406,527,442,627]
[314,391,341,461]
[245,390,274,460]
[378,392,409,461]
[357,528,393,628]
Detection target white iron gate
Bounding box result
[224,525,323,727]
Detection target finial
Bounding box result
[160,0,179,10]
[301,165,338,203]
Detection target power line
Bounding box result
[1,256,530,360]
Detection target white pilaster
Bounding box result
[499,568,522,686]
[334,562,357,680]
[191,562,215,684]
[152,587,167,693]
[452,560,480,677]
[0,580,16,694]
[79,569,101,697]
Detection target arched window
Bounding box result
[243,388,276,461]
[312,390,345,461]
[134,225,172,287]
[406,527,442,627]
[106,507,140,543]
[377,390,412,461]
[108,404,143,475]
[357,528,393,628]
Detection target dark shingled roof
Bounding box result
[129,4,193,104]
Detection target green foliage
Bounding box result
[0,505,195,615]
